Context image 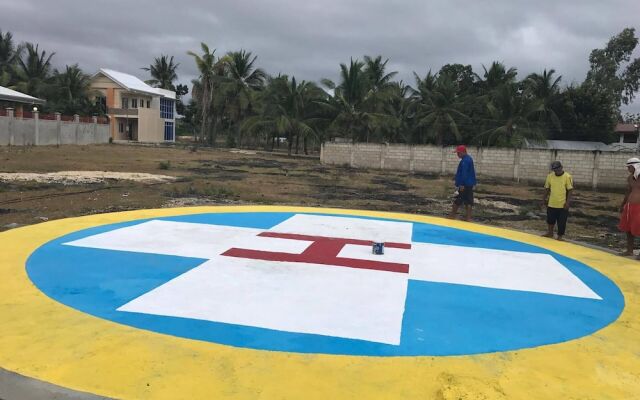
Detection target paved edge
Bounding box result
[0,368,114,400]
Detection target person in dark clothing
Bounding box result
[449,145,477,222]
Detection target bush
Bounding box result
[158,161,171,170]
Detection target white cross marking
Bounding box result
[64,214,601,345]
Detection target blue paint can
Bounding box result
[372,242,385,255]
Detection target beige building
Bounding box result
[90,69,176,143]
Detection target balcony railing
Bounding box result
[108,108,139,116]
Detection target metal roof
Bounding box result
[524,139,611,151]
[0,85,46,105]
[94,69,175,98]
[616,123,638,133]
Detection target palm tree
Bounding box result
[50,64,95,114]
[220,50,266,145]
[363,55,397,91]
[475,83,544,146]
[12,43,54,98]
[188,43,222,144]
[411,73,469,145]
[0,30,21,85]
[411,70,438,97]
[525,69,564,134]
[382,81,414,143]
[320,58,396,142]
[243,75,325,154]
[475,61,517,93]
[142,55,179,90]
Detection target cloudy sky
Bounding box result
[1,0,639,112]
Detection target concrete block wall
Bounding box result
[352,143,383,169]
[598,153,633,189]
[382,144,411,171]
[519,149,554,184]
[321,142,633,189]
[320,142,351,165]
[555,150,596,187]
[474,147,517,179]
[0,114,109,146]
[412,145,443,173]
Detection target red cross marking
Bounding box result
[222,232,411,273]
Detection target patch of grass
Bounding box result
[158,161,171,170]
[166,184,235,198]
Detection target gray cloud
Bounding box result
[1,0,639,111]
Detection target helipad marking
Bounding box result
[119,257,409,345]
[57,212,612,349]
[65,215,600,301]
[340,242,601,299]
[1,206,637,400]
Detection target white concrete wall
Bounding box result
[0,115,110,146]
[321,142,632,189]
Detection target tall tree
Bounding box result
[243,75,325,154]
[12,43,54,98]
[188,43,221,143]
[438,63,476,93]
[175,83,189,115]
[555,85,617,143]
[219,50,266,145]
[411,73,469,145]
[142,55,179,90]
[363,55,397,91]
[381,81,413,143]
[0,30,21,85]
[476,84,544,146]
[525,69,564,135]
[475,61,517,93]
[321,58,390,142]
[585,27,640,108]
[49,64,96,114]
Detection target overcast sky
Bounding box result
[1,0,639,113]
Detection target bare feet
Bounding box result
[556,236,564,241]
[541,233,553,238]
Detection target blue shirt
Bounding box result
[455,154,477,187]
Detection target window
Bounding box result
[140,98,144,108]
[122,97,129,109]
[119,122,124,133]
[147,100,150,108]
[164,121,174,141]
[95,96,107,113]
[160,98,174,119]
[132,98,138,108]
[623,133,637,144]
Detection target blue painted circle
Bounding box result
[26,212,624,356]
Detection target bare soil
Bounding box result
[0,144,628,252]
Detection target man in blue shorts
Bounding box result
[450,145,477,222]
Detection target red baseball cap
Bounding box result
[454,145,467,153]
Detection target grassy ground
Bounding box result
[0,143,628,252]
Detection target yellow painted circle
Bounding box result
[1,206,639,399]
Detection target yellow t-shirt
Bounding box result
[544,172,574,208]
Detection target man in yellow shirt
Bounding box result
[542,161,574,241]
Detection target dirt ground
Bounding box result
[0,143,629,252]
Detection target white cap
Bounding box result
[626,158,640,165]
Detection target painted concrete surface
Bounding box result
[1,206,639,399]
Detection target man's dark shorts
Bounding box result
[546,207,568,225]
[454,186,474,206]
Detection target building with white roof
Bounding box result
[0,85,46,105]
[89,69,176,143]
[0,85,45,118]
